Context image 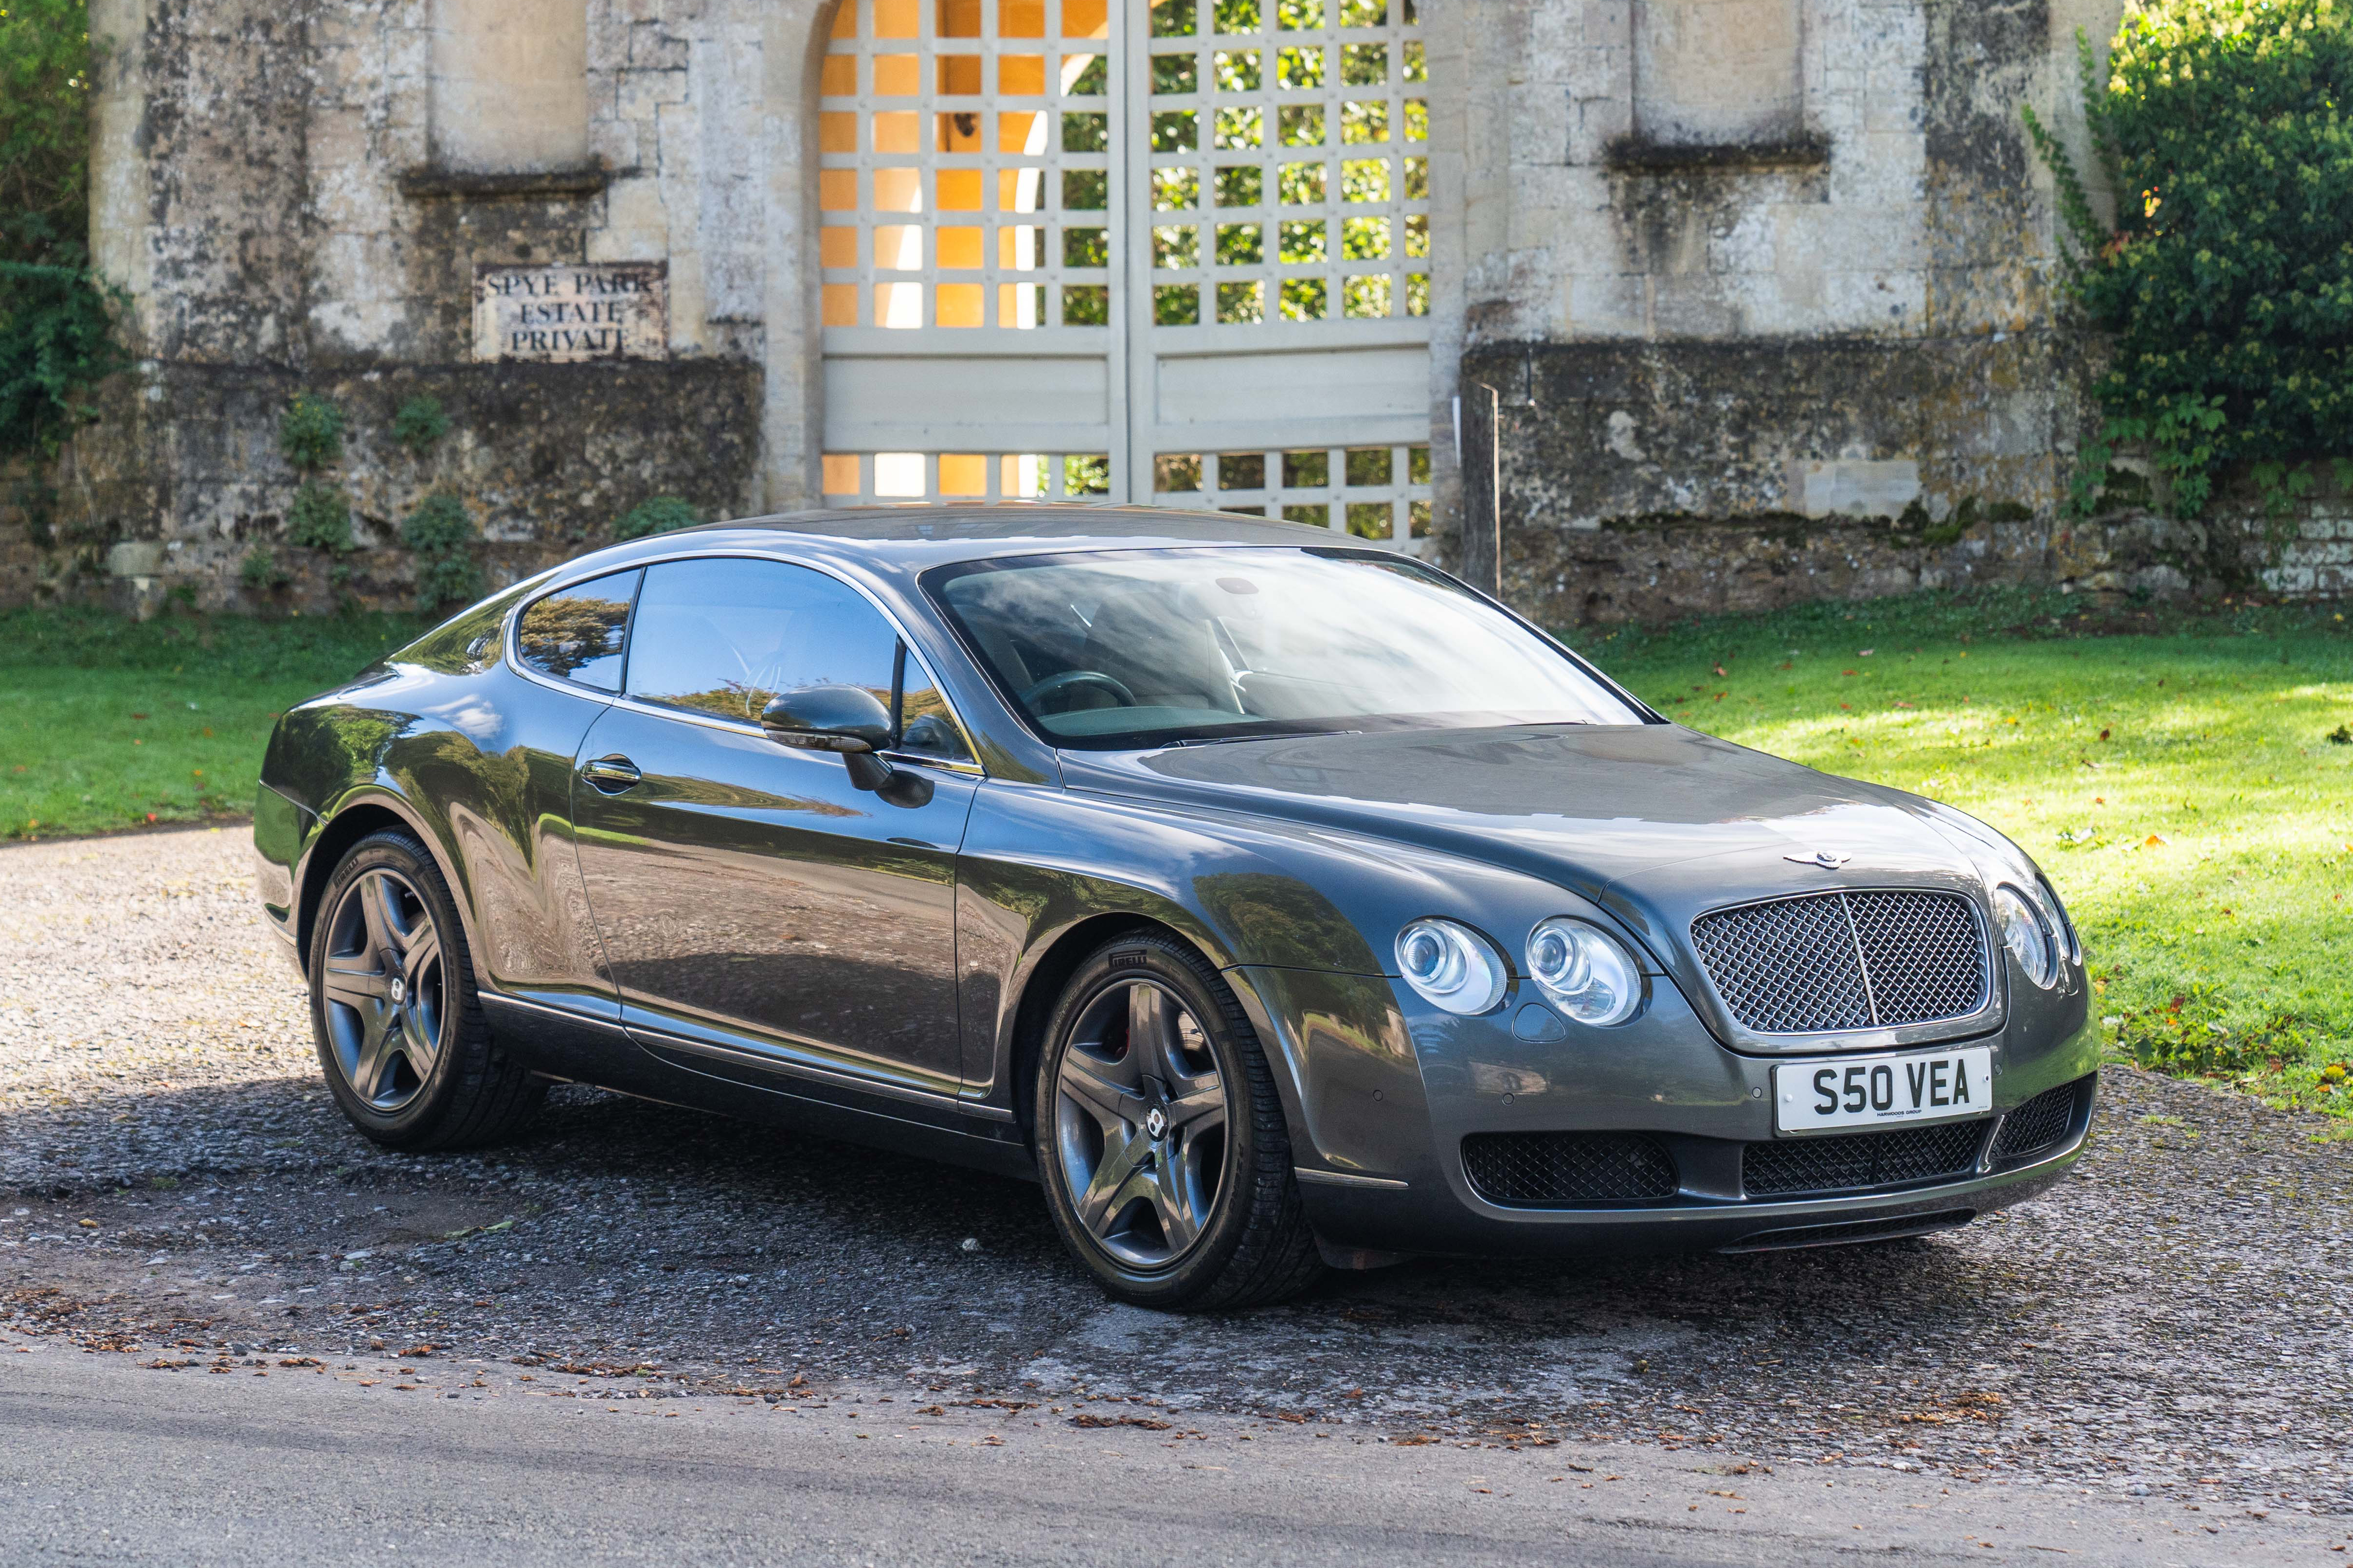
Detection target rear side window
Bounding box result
[626,558,898,724]
[515,569,640,691]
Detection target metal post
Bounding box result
[1459,382,1505,597]
[1483,381,1503,599]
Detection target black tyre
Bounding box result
[1033,931,1324,1310]
[307,829,544,1150]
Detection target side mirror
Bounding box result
[761,686,897,792]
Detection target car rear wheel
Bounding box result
[308,829,543,1150]
[1033,932,1324,1310]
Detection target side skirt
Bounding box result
[480,993,1038,1182]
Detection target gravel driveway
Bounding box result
[5,829,2350,1530]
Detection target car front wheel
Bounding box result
[1034,931,1324,1310]
[308,829,543,1150]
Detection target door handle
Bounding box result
[581,755,642,794]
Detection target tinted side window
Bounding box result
[627,558,897,724]
[515,569,640,691]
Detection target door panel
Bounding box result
[572,706,978,1092]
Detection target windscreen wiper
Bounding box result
[1159,728,1364,748]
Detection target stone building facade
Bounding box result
[18,0,2314,621]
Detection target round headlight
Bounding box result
[1525,917,1643,1026]
[2033,876,2081,967]
[1394,919,1509,1015]
[1993,886,2057,989]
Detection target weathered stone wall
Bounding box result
[9,0,777,616]
[12,360,759,613]
[30,0,2343,630]
[1435,0,2161,621]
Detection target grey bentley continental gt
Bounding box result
[253,507,2097,1308]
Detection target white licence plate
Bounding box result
[1773,1047,1994,1135]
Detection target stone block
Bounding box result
[593,175,673,258]
[1790,458,1921,518]
[618,66,692,122]
[630,23,690,71]
[1563,271,1645,337]
[1567,93,1633,164]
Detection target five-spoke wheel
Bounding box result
[307,829,543,1150]
[1034,932,1324,1309]
[321,867,447,1112]
[1053,980,1229,1268]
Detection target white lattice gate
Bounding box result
[817,0,1432,548]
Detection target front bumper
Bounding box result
[1231,963,2102,1259]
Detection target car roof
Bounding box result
[644,503,1351,569]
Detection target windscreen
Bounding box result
[926,547,1647,749]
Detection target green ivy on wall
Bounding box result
[402,493,483,611]
[2027,0,2353,520]
[1,0,126,461]
[613,495,701,540]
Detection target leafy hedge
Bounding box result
[2026,0,2353,518]
[1,0,121,460]
[0,258,125,459]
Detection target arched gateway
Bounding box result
[812,0,1434,547]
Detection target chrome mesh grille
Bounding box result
[1845,892,1988,1025]
[1461,1132,1678,1207]
[1689,891,1988,1034]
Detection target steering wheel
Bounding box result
[1022,669,1138,711]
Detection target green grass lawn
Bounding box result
[1590,587,2353,1119]
[6,589,2353,1116]
[0,606,426,842]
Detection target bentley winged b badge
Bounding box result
[1784,849,1853,870]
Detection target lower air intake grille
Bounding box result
[1992,1077,2085,1161]
[1462,1132,1679,1207]
[1743,1120,1989,1197]
[1690,890,1989,1034]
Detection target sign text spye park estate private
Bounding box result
[473,263,669,361]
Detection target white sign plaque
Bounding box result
[472,262,668,362]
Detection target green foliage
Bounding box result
[391,393,449,455]
[278,392,345,472]
[0,257,126,460]
[400,493,482,610]
[2026,2,2353,519]
[238,544,289,594]
[285,481,353,553]
[0,0,94,267]
[612,494,701,540]
[0,3,125,462]
[2111,983,2316,1078]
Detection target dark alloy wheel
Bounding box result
[320,866,446,1113]
[1034,932,1324,1310]
[308,829,544,1150]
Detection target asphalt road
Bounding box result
[1,1339,2330,1567]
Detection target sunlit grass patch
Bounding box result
[1587,588,2353,1117]
[0,606,427,842]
